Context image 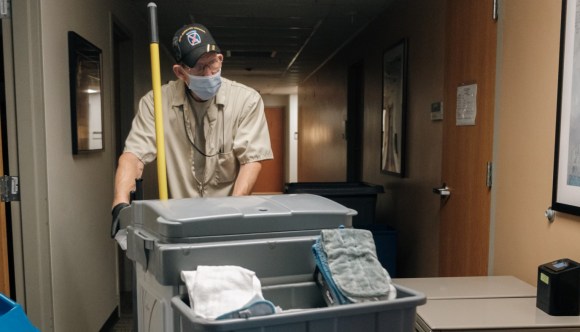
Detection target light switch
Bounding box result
[431,101,443,121]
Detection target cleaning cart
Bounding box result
[120,194,425,332]
[124,4,423,331]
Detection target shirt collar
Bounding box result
[171,77,228,109]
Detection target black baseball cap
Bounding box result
[172,23,221,68]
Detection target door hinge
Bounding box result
[1,175,19,202]
[0,0,10,19]
[486,162,493,189]
[492,0,499,21]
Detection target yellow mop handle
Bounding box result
[148,3,168,200]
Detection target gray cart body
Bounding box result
[122,194,425,331]
[122,194,356,331]
[171,283,425,332]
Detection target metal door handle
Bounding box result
[433,183,451,197]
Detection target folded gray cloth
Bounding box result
[320,228,396,302]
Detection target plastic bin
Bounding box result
[284,182,384,227]
[171,283,425,332]
[0,293,39,332]
[121,194,357,332]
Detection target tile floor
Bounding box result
[110,315,133,332]
[101,292,134,332]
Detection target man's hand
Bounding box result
[111,202,130,238]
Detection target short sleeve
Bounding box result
[232,93,274,164]
[123,92,157,164]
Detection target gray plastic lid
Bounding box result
[126,194,355,241]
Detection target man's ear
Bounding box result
[173,64,188,82]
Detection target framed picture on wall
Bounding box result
[381,39,408,176]
[68,31,104,154]
[552,0,580,216]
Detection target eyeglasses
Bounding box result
[183,57,222,76]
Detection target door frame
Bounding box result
[10,1,54,330]
[0,20,12,298]
[2,16,22,302]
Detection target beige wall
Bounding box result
[298,0,445,277]
[493,0,580,286]
[12,0,175,330]
[41,1,136,330]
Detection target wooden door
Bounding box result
[439,0,497,276]
[253,107,285,193]
[0,115,9,296]
[346,61,364,182]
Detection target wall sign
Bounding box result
[456,83,477,126]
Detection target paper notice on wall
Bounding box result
[456,84,477,126]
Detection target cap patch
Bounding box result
[187,30,202,46]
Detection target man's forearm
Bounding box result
[232,161,262,196]
[113,152,145,207]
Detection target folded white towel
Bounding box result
[181,265,265,319]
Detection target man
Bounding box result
[111,23,273,228]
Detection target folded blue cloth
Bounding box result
[313,227,396,305]
[312,237,352,305]
[216,295,277,320]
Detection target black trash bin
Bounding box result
[284,182,384,227]
[284,182,397,276]
[359,224,397,277]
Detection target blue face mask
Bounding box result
[187,70,222,101]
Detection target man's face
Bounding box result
[182,52,223,77]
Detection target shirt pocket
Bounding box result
[216,150,238,184]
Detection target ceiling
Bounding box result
[129,0,393,94]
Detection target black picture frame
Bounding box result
[381,39,408,176]
[552,0,580,216]
[68,31,104,154]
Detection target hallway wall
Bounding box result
[298,0,580,283]
[13,0,175,330]
[298,0,445,277]
[492,0,580,286]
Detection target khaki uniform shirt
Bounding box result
[124,77,273,198]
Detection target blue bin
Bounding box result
[0,293,39,332]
